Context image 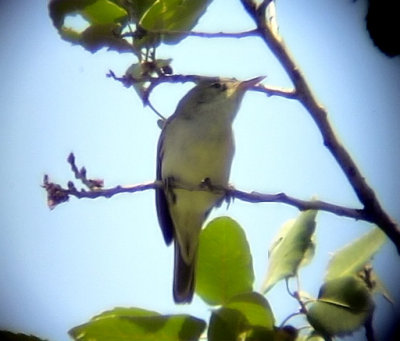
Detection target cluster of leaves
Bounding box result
[4,213,386,340]
[61,215,386,341]
[49,0,211,53]
[49,0,211,97]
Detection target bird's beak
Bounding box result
[238,76,265,90]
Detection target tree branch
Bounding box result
[107,71,297,104]
[229,188,364,220]
[122,29,259,40]
[43,174,369,221]
[43,154,370,224]
[240,0,400,252]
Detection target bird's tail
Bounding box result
[173,239,195,303]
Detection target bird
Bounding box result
[155,76,264,303]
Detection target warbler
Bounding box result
[155,76,264,303]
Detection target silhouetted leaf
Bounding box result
[79,23,132,53]
[0,331,47,341]
[123,0,157,21]
[272,326,299,341]
[48,0,129,53]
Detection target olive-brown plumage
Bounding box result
[156,77,264,303]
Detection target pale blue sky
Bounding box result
[1,1,400,340]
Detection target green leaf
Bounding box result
[307,276,374,337]
[325,226,386,281]
[92,307,160,320]
[208,307,244,341]
[125,62,148,98]
[79,23,132,53]
[196,217,254,305]
[114,0,157,21]
[208,292,275,341]
[272,326,298,341]
[298,332,326,341]
[82,0,128,24]
[226,292,275,329]
[49,0,129,53]
[69,307,206,341]
[124,59,173,98]
[139,0,212,44]
[262,210,317,293]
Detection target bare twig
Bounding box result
[229,188,364,220]
[43,174,367,221]
[240,0,400,252]
[107,70,204,87]
[107,71,296,103]
[67,153,104,190]
[279,312,302,328]
[146,100,167,121]
[43,154,370,224]
[121,29,259,40]
[253,84,296,99]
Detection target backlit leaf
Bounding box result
[208,292,274,341]
[262,210,317,293]
[307,276,374,337]
[325,226,386,281]
[69,307,206,341]
[196,217,254,305]
[139,0,212,44]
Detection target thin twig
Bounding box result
[240,0,400,252]
[45,178,366,220]
[279,312,302,328]
[107,71,296,102]
[67,153,103,190]
[43,154,370,224]
[364,314,376,341]
[121,29,259,40]
[253,84,296,99]
[285,278,296,298]
[229,188,365,220]
[147,100,166,121]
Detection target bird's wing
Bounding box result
[155,126,174,245]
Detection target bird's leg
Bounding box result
[200,177,214,190]
[164,176,177,203]
[223,184,235,208]
[200,177,233,208]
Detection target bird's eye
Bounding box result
[210,82,227,91]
